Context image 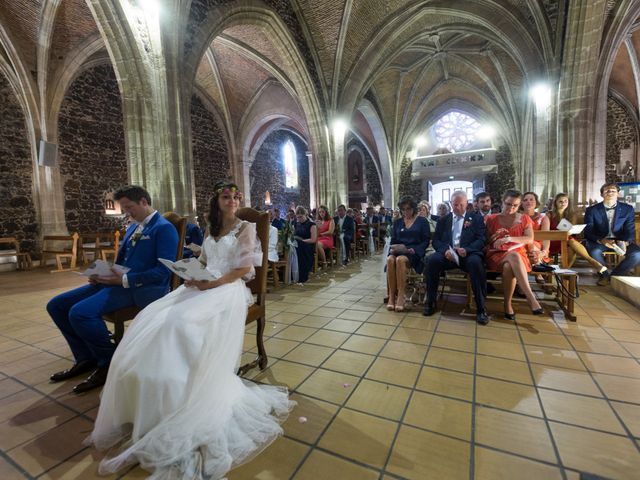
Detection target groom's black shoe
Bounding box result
[73,367,109,394]
[50,360,97,383]
[423,302,436,316]
[476,310,490,325]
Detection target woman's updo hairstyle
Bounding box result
[207,180,240,237]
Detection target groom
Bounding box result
[47,185,179,393]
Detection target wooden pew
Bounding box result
[0,237,32,270]
[40,233,79,272]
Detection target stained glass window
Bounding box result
[283,140,298,189]
[433,111,480,152]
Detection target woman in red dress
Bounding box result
[485,190,544,320]
[316,205,335,268]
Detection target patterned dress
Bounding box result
[485,213,534,272]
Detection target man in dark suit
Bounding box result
[585,182,640,285]
[423,191,489,324]
[182,221,204,258]
[270,208,285,230]
[46,185,179,393]
[334,204,355,264]
[364,206,380,238]
[475,191,492,218]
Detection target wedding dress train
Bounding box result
[88,221,294,479]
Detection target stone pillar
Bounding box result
[87,0,195,215]
[237,159,252,207]
[306,151,317,209]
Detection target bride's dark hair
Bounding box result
[207,180,240,237]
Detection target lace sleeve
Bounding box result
[235,222,263,281]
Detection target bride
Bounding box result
[88,181,294,479]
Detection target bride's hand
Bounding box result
[185,279,218,290]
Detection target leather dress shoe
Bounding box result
[50,360,96,383]
[73,367,109,394]
[422,302,436,316]
[597,270,611,286]
[476,310,489,325]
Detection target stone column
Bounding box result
[87,0,195,215]
[306,151,317,209]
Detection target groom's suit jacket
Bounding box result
[116,212,179,307]
[432,212,486,256]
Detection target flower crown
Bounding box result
[215,185,241,196]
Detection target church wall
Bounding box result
[347,137,382,206]
[191,94,230,224]
[58,64,127,233]
[249,130,309,212]
[0,74,38,253]
[485,144,515,203]
[606,95,638,184]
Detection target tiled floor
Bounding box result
[1,257,640,479]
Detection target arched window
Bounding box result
[283,140,298,189]
[433,111,480,152]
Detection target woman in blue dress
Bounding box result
[294,206,317,283]
[386,196,431,311]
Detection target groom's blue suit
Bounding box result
[47,212,179,368]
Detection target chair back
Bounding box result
[237,208,269,300]
[162,212,188,290]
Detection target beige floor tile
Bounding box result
[305,329,350,348]
[530,364,601,396]
[283,343,334,366]
[7,416,94,477]
[380,340,428,364]
[606,327,640,343]
[0,457,27,480]
[474,446,563,480]
[338,309,372,321]
[340,334,386,355]
[431,332,475,353]
[269,311,306,324]
[346,379,411,420]
[622,341,640,357]
[477,326,521,343]
[400,316,438,330]
[426,347,475,374]
[318,408,397,469]
[386,424,469,480]
[520,331,572,349]
[324,318,363,333]
[391,326,434,345]
[436,320,477,337]
[367,312,404,326]
[475,406,557,463]
[251,360,315,389]
[550,422,640,479]
[0,389,49,424]
[283,393,339,444]
[39,448,119,480]
[569,336,631,356]
[259,337,300,358]
[293,450,379,480]
[525,345,586,371]
[0,378,27,400]
[322,349,375,376]
[611,401,640,437]
[579,352,640,378]
[310,307,345,318]
[228,437,309,480]
[404,391,471,440]
[293,315,332,328]
[593,372,640,403]
[274,325,318,342]
[538,388,625,434]
[366,357,421,388]
[477,338,526,361]
[296,369,360,404]
[415,366,474,401]
[283,303,320,314]
[476,377,543,417]
[355,322,395,339]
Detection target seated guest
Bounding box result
[466,203,474,214]
[418,201,438,233]
[271,208,285,230]
[316,205,335,268]
[436,203,450,218]
[423,191,488,324]
[490,203,501,214]
[485,190,543,320]
[364,206,380,229]
[46,185,179,393]
[334,204,355,265]
[386,196,430,312]
[521,191,551,284]
[268,224,279,263]
[548,193,606,276]
[182,219,204,258]
[285,209,296,226]
[294,207,317,283]
[584,183,640,285]
[378,207,393,225]
[475,192,492,218]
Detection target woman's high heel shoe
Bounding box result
[386,303,395,311]
[532,308,544,315]
[504,312,516,321]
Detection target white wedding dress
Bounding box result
[88,221,294,479]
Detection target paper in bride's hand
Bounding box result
[186,243,202,253]
[82,260,130,277]
[159,257,215,281]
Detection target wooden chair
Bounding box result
[0,237,32,270]
[236,207,270,376]
[269,254,288,288]
[79,232,117,264]
[40,233,80,272]
[100,231,122,262]
[103,213,187,344]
